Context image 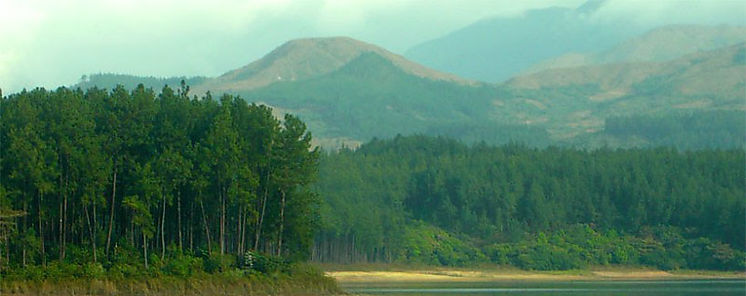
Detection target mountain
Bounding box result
[500,43,746,140]
[403,1,638,82]
[524,25,746,74]
[239,51,548,148]
[192,37,471,95]
[73,36,744,150]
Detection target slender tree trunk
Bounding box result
[200,199,212,254]
[62,184,67,260]
[189,200,194,252]
[220,187,225,255]
[236,206,242,255]
[143,232,148,269]
[254,142,272,251]
[105,167,117,257]
[59,193,63,260]
[254,176,270,251]
[239,206,247,256]
[58,169,64,261]
[38,191,46,266]
[177,190,183,252]
[84,203,96,263]
[22,200,26,266]
[93,202,97,262]
[161,192,166,260]
[277,189,286,257]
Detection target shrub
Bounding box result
[203,253,235,273]
[163,255,203,277]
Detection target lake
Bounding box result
[343,279,746,295]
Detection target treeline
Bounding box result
[314,135,745,270]
[76,73,209,93]
[0,83,319,276]
[603,110,746,149]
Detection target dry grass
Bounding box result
[0,274,342,296]
[327,266,746,284]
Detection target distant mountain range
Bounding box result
[501,43,746,140]
[75,24,745,149]
[523,25,746,74]
[403,1,638,82]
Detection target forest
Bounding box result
[0,83,323,281]
[0,84,743,283]
[314,136,745,270]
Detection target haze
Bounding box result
[1,0,744,93]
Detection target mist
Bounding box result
[1,0,743,93]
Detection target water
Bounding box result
[343,279,746,295]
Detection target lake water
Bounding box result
[343,279,746,295]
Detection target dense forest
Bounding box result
[0,83,743,279]
[314,136,745,270]
[600,111,746,149]
[0,83,321,279]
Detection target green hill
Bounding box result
[192,37,471,96]
[242,52,549,148]
[501,44,746,140]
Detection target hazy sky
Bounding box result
[1,0,744,93]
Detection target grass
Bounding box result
[0,267,343,295]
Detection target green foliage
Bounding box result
[397,222,486,266]
[315,136,745,270]
[603,111,746,149]
[203,253,235,274]
[0,85,320,279]
[163,255,203,277]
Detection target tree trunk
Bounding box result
[38,191,46,266]
[220,187,225,255]
[177,190,183,252]
[105,167,117,257]
[143,232,148,269]
[22,200,26,266]
[58,193,63,260]
[58,170,65,261]
[62,184,67,260]
[236,205,242,255]
[254,142,272,251]
[189,200,194,252]
[239,206,247,256]
[200,199,212,254]
[277,190,286,257]
[93,202,97,263]
[160,192,166,260]
[84,203,96,263]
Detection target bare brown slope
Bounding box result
[193,37,472,94]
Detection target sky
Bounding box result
[1,0,744,93]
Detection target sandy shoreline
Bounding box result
[327,268,746,283]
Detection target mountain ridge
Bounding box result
[403,2,637,82]
[192,37,473,95]
[523,24,746,74]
